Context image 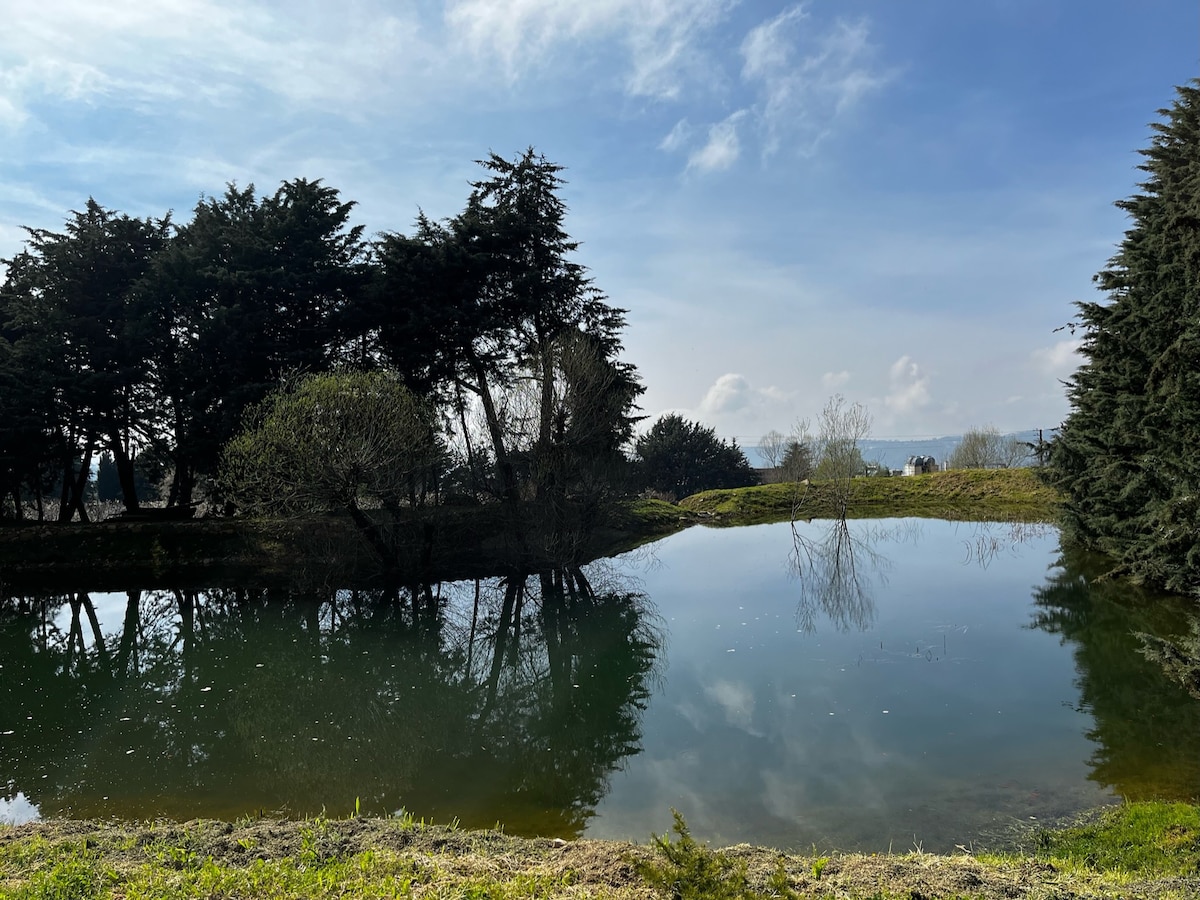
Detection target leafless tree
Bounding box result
[758,429,788,469]
[947,426,1031,469]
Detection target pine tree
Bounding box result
[1048,81,1200,594]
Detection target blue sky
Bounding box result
[1,1,1196,442]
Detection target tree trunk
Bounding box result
[484,576,521,713]
[114,591,141,678]
[80,592,111,673]
[346,497,399,578]
[60,439,95,523]
[465,353,528,557]
[109,435,140,512]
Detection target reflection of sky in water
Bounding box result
[592,519,1109,852]
[51,591,132,635]
[0,791,40,825]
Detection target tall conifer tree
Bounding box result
[1048,81,1200,594]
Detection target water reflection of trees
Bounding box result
[1029,543,1200,799]
[789,519,887,632]
[0,567,662,837]
[788,519,935,632]
[786,518,1056,633]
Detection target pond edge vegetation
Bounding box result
[1,800,1197,900]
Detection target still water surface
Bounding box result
[2,519,1197,851]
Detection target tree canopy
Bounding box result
[0,151,642,539]
[1046,81,1200,595]
[634,414,757,499]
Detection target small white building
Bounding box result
[902,455,939,476]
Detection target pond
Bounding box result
[1,518,1198,852]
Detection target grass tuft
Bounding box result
[1032,800,1200,878]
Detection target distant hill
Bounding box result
[746,430,1042,471]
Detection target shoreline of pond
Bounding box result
[0,469,1060,592]
[2,800,1197,900]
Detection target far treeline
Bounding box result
[0,149,757,541]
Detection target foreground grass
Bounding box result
[2,801,1196,900]
[677,468,1061,527]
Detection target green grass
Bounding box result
[677,468,1061,527]
[4,801,1197,900]
[608,498,688,533]
[1031,800,1200,878]
[0,831,560,900]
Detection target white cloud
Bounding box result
[741,4,809,81]
[444,0,734,97]
[699,373,755,415]
[692,372,796,439]
[687,111,746,173]
[821,370,850,389]
[883,355,931,416]
[0,0,431,124]
[740,7,888,157]
[1032,337,1084,377]
[623,0,735,98]
[659,118,693,153]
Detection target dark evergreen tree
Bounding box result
[780,439,814,482]
[0,200,171,517]
[1047,81,1200,595]
[95,451,156,504]
[142,179,368,505]
[95,452,122,503]
[634,414,757,499]
[0,318,60,518]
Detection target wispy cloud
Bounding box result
[659,4,890,174]
[0,0,431,125]
[444,0,734,98]
[659,119,694,152]
[740,5,889,157]
[1032,337,1083,377]
[687,112,746,173]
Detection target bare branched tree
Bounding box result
[790,395,871,521]
[947,426,1031,469]
[758,429,788,470]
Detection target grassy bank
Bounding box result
[1,802,1196,899]
[678,468,1061,527]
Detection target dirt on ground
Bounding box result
[2,817,1194,899]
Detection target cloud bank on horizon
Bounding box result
[1,0,1195,441]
